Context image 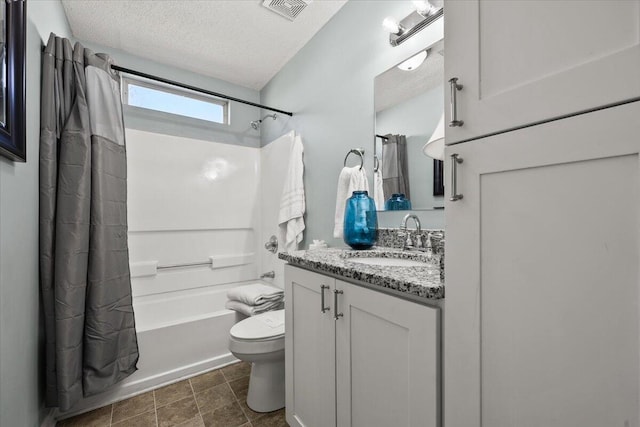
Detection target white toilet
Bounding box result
[228,309,285,412]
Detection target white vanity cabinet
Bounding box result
[285,265,336,427]
[285,265,440,427]
[444,0,640,144]
[444,101,640,427]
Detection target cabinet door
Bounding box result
[444,0,640,144]
[285,266,336,427]
[335,281,440,427]
[444,102,640,427]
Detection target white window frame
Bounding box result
[121,75,230,125]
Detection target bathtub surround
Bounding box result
[39,35,139,411]
[125,129,261,298]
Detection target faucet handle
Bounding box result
[425,232,433,250]
[405,232,413,248]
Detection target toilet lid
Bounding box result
[230,309,285,340]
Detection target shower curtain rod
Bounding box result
[111,65,294,117]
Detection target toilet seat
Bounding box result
[230,309,284,341]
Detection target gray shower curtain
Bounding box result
[382,134,411,200]
[39,34,138,411]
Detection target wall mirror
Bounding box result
[0,0,25,162]
[373,39,444,211]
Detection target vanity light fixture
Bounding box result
[413,0,435,17]
[384,1,443,47]
[382,17,404,35]
[397,50,428,71]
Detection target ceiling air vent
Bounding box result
[262,0,312,21]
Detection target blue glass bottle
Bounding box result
[343,191,378,250]
[385,193,412,210]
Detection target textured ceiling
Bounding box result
[375,40,444,113]
[61,0,347,90]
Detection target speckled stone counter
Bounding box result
[279,247,444,301]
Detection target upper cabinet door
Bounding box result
[444,0,640,144]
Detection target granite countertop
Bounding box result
[278,247,444,301]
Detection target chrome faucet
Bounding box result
[401,214,422,250]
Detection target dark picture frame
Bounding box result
[433,159,444,196]
[0,0,25,162]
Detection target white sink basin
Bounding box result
[347,257,430,267]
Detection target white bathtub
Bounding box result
[60,281,261,417]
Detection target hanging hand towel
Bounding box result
[333,166,370,238]
[278,133,305,252]
[373,169,385,211]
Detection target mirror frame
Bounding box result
[0,0,26,162]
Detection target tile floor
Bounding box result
[57,362,288,427]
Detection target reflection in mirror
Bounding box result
[374,39,444,212]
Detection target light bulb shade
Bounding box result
[397,50,428,71]
[423,113,445,160]
[413,0,433,16]
[382,17,402,35]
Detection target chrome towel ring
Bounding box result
[344,148,365,170]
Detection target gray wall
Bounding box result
[260,1,444,247]
[0,2,71,426]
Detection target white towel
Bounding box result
[227,284,284,306]
[333,166,370,238]
[373,169,385,211]
[278,134,305,253]
[225,300,284,317]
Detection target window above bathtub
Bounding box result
[121,76,229,125]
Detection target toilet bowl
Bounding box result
[228,309,285,412]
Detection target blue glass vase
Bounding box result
[385,193,412,210]
[343,191,378,250]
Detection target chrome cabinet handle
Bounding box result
[320,285,330,313]
[449,77,464,127]
[333,289,344,320]
[450,154,463,201]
